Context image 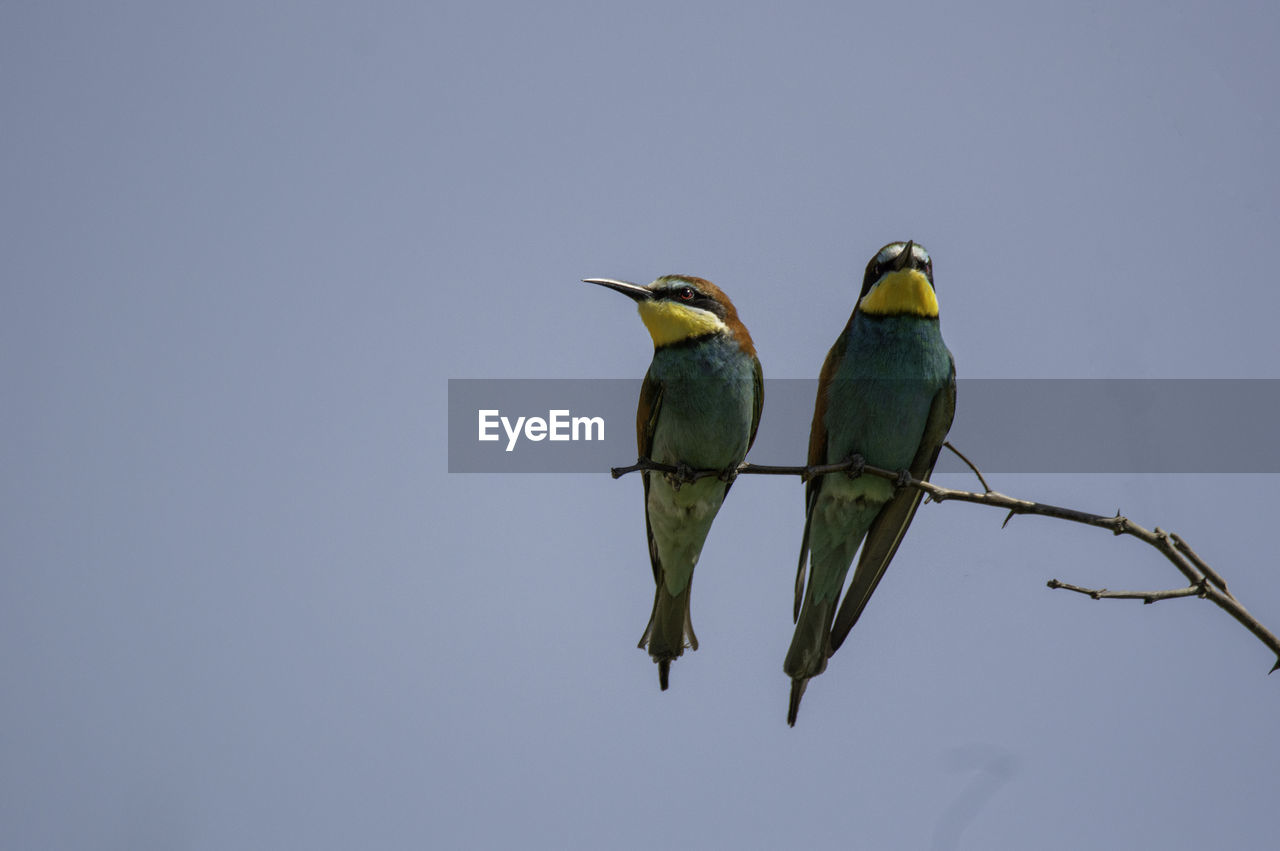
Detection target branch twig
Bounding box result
[944,440,992,493]
[608,454,1280,674]
[1046,579,1204,604]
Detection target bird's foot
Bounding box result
[717,464,739,484]
[844,454,865,480]
[665,462,697,490]
[893,468,913,493]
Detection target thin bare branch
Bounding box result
[607,454,1280,674]
[1171,532,1232,597]
[1046,578,1204,604]
[944,440,992,492]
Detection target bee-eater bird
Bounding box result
[585,275,763,690]
[785,241,955,726]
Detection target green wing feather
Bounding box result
[637,371,664,584]
[793,336,846,621]
[828,360,956,652]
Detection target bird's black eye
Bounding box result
[678,287,695,301]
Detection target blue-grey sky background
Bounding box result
[4,2,1279,848]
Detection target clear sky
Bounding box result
[4,2,1279,849]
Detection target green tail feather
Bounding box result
[787,678,809,727]
[639,583,697,691]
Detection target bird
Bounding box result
[584,274,763,690]
[785,241,955,726]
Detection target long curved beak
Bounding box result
[583,278,653,302]
[891,240,915,271]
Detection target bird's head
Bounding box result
[584,275,756,354]
[857,241,938,318]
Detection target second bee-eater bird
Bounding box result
[585,274,763,690]
[785,241,955,726]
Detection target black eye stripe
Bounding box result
[657,285,727,320]
[877,252,931,277]
[663,285,701,301]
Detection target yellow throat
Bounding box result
[637,300,728,347]
[858,268,939,318]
